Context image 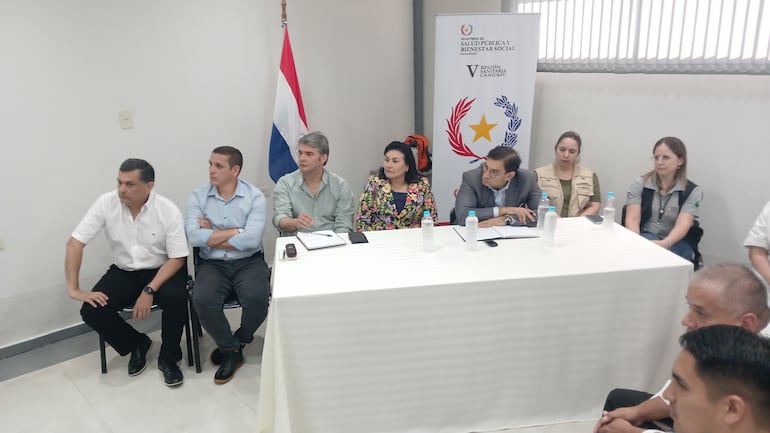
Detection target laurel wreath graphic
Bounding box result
[446,97,485,161]
[494,95,520,147]
[447,96,521,161]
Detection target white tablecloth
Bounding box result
[257,218,692,433]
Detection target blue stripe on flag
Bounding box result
[269,124,299,182]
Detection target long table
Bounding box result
[257,218,692,433]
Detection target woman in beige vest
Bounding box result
[534,131,601,217]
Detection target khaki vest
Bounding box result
[534,164,595,217]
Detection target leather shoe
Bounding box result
[128,335,152,376]
[209,344,245,366]
[158,359,184,387]
[214,348,244,384]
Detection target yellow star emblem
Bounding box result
[468,115,497,142]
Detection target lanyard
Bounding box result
[657,191,674,221]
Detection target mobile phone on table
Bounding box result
[348,231,369,244]
[585,214,603,224]
[284,243,297,260]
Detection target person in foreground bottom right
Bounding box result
[662,325,770,433]
[595,264,769,433]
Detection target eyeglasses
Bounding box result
[651,155,675,162]
[482,164,506,178]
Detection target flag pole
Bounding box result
[269,0,307,183]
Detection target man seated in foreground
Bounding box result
[744,199,770,287]
[594,264,770,433]
[663,325,770,433]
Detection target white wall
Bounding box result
[0,0,413,349]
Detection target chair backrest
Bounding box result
[620,195,704,270]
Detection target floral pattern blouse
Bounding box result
[355,175,437,231]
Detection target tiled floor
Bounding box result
[0,313,594,433]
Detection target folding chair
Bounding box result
[98,275,194,374]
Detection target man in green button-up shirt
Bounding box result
[273,131,354,236]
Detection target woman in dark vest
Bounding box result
[624,137,703,260]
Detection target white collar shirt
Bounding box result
[72,190,188,271]
[486,180,511,217]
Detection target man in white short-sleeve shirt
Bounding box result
[64,159,189,387]
[745,200,770,287]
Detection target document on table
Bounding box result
[296,230,347,250]
[453,225,539,241]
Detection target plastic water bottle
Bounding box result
[603,192,616,230]
[465,210,478,251]
[543,206,557,247]
[422,210,434,251]
[536,192,550,232]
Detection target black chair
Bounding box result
[621,205,703,270]
[188,247,243,373]
[98,275,194,374]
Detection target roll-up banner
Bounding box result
[432,13,539,221]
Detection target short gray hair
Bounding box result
[693,263,770,329]
[298,131,329,157]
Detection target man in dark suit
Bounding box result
[454,146,542,227]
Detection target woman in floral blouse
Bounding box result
[356,141,437,231]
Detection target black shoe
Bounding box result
[158,359,184,387]
[209,344,245,366]
[128,335,152,376]
[214,348,244,384]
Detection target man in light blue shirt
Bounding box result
[273,131,354,235]
[186,146,270,385]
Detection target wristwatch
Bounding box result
[504,215,516,226]
[143,286,156,296]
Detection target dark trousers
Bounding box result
[603,388,674,431]
[192,253,270,353]
[80,265,188,363]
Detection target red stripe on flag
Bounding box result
[279,26,307,126]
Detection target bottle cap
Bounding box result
[423,210,430,216]
[549,206,556,212]
[608,191,615,198]
[541,192,548,198]
[469,210,476,217]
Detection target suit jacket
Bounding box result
[454,165,542,225]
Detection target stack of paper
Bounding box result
[453,225,539,242]
[296,230,347,250]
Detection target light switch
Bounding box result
[118,110,133,129]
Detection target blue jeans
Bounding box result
[641,231,693,261]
